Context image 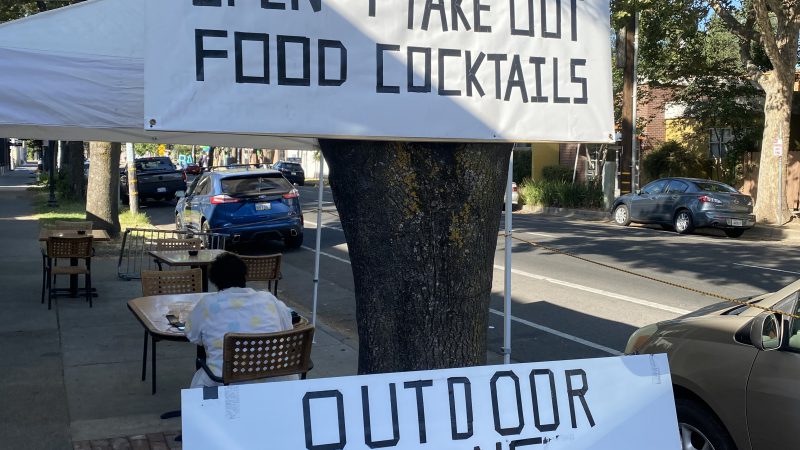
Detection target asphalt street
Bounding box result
[143,184,800,365]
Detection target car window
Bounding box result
[666,180,689,194]
[135,159,175,171]
[221,175,293,196]
[186,176,202,196]
[642,180,668,195]
[194,177,211,196]
[284,163,303,171]
[693,181,738,193]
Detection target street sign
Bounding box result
[144,0,614,143]
[182,355,680,449]
[773,138,783,156]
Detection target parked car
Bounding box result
[503,182,519,209]
[272,161,305,185]
[175,168,303,249]
[611,177,754,238]
[121,157,186,203]
[184,163,203,175]
[625,280,800,450]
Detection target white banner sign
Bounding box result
[182,355,679,449]
[145,0,614,143]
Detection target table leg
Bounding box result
[151,336,158,395]
[141,331,148,381]
[200,265,209,292]
[70,257,78,297]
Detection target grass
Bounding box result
[30,186,152,230]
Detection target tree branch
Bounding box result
[753,0,789,73]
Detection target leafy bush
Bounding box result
[519,178,604,209]
[642,140,710,183]
[541,165,573,183]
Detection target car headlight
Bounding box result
[624,324,659,355]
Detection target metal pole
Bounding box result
[778,125,784,225]
[47,140,58,207]
[503,150,514,365]
[572,143,580,184]
[630,11,640,192]
[311,154,324,328]
[125,143,139,214]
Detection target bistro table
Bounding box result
[40,229,111,297]
[148,249,228,292]
[128,293,306,395]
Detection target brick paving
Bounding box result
[73,432,182,450]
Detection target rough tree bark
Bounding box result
[65,141,85,200]
[86,141,121,237]
[319,140,512,374]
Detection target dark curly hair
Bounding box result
[208,253,247,290]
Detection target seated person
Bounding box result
[184,253,295,388]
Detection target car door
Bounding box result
[186,176,210,231]
[629,179,669,222]
[746,296,800,450]
[662,180,690,222]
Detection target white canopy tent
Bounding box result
[0,0,516,362]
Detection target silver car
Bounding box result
[626,281,800,450]
[611,178,755,238]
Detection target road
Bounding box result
[143,185,800,363]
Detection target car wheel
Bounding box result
[613,204,631,226]
[674,210,694,234]
[200,221,212,248]
[724,229,745,238]
[676,397,736,450]
[284,232,303,249]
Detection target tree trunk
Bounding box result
[752,70,795,224]
[86,141,121,237]
[319,140,511,374]
[65,141,85,200]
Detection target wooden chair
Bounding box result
[239,254,282,295]
[140,268,202,394]
[141,268,203,296]
[198,324,315,385]
[151,238,202,270]
[44,236,94,309]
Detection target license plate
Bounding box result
[255,202,271,211]
[730,219,743,226]
[291,172,297,175]
[157,187,167,193]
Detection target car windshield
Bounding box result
[136,159,175,171]
[693,181,738,193]
[221,175,293,196]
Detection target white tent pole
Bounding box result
[503,149,514,365]
[311,153,324,328]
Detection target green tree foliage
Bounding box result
[0,1,83,22]
[642,140,710,182]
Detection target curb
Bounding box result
[520,204,800,242]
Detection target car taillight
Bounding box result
[698,195,722,204]
[283,189,299,199]
[210,194,240,204]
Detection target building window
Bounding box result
[709,128,733,160]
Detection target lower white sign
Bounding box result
[182,354,679,449]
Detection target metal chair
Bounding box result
[140,268,203,394]
[151,238,202,270]
[44,236,94,309]
[198,324,315,385]
[239,253,282,295]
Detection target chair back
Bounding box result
[222,324,314,384]
[53,220,93,231]
[152,238,202,251]
[240,254,282,282]
[141,268,203,296]
[46,236,93,259]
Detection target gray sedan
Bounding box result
[611,177,755,238]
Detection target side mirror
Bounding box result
[635,189,642,195]
[175,191,185,199]
[750,313,782,351]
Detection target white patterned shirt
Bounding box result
[184,287,294,388]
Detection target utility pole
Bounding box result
[619,12,639,193]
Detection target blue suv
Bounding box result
[175,168,303,248]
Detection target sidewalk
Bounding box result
[0,165,358,449]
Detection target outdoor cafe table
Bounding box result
[128,293,306,395]
[39,229,111,297]
[128,292,202,394]
[148,249,227,292]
